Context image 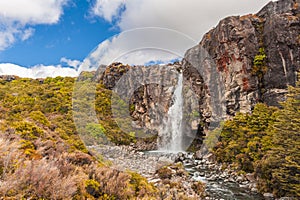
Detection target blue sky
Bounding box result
[0,1,118,67]
[0,0,270,78]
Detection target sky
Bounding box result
[0,0,271,78]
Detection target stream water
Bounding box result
[146,151,264,200]
[184,162,264,200]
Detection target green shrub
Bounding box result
[86,123,106,140]
[128,171,157,197]
[29,111,50,127]
[13,121,44,140]
[85,179,102,198]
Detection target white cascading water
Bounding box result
[159,73,184,152]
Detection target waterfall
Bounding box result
[159,73,184,152]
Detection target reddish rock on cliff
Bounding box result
[183,0,300,131]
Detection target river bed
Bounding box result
[90,145,264,200]
[145,150,264,200]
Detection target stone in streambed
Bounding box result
[236,176,244,183]
[263,193,275,200]
[251,187,258,193]
[246,173,256,182]
[156,156,174,169]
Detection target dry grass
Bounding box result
[0,136,21,180]
[0,159,80,199]
[0,134,159,199]
[0,135,85,199]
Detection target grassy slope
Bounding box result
[0,75,158,199]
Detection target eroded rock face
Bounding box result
[99,62,181,136]
[99,63,131,89]
[259,0,300,104]
[0,75,17,82]
[183,0,300,130]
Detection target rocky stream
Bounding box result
[89,145,278,200]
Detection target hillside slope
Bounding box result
[0,75,160,199]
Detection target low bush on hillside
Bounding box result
[0,76,157,199]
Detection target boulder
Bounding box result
[156,156,174,169]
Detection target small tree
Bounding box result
[252,47,268,101]
[257,75,300,197]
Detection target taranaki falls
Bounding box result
[0,0,299,199]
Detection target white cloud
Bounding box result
[117,0,271,40]
[91,0,125,23]
[79,28,196,71]
[93,0,270,40]
[60,57,82,69]
[0,56,83,78]
[0,0,68,25]
[0,0,68,50]
[0,26,16,50]
[90,0,271,66]
[0,63,79,78]
[21,28,35,41]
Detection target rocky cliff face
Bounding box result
[98,62,181,137]
[183,0,300,131]
[96,0,300,145]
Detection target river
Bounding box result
[146,151,264,200]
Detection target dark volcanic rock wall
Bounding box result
[98,62,181,135]
[183,0,300,131]
[259,0,300,104]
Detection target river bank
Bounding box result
[89,145,277,200]
[89,145,205,199]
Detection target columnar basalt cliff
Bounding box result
[183,0,300,132]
